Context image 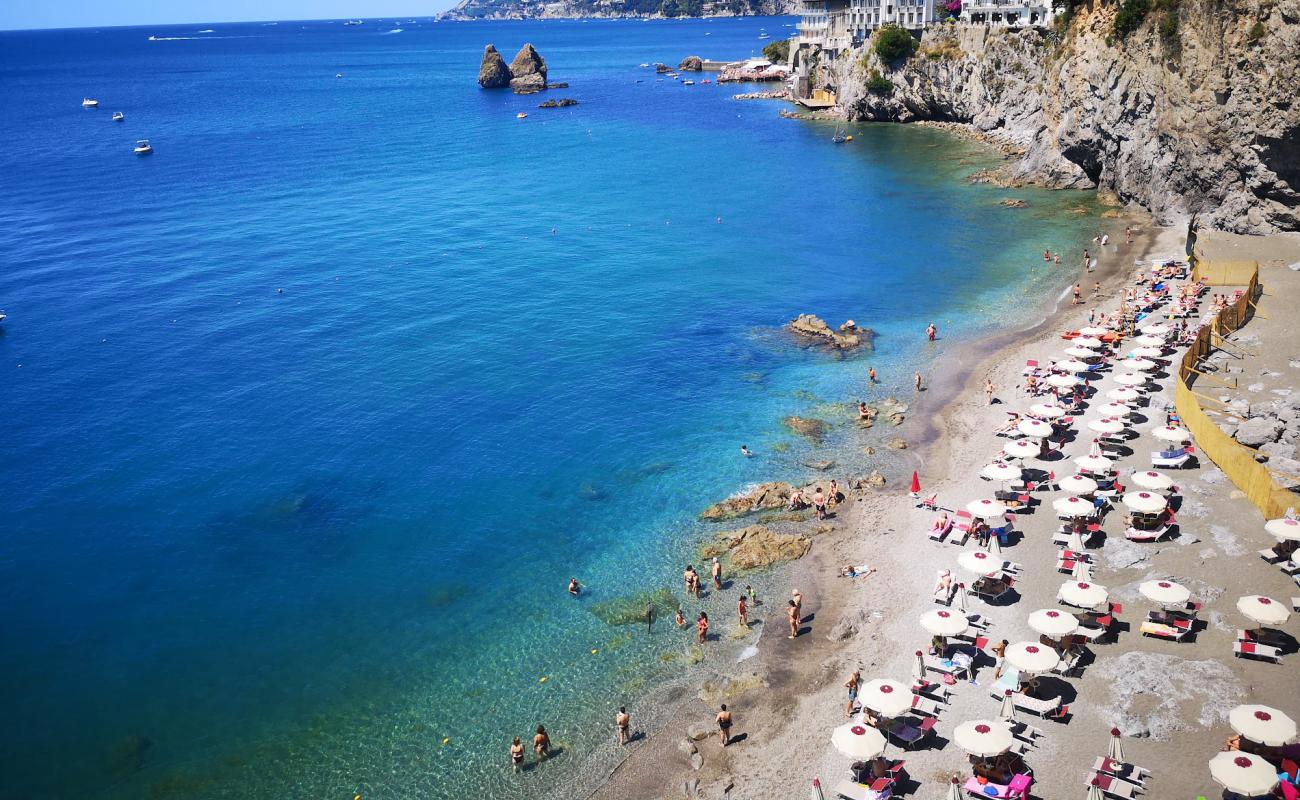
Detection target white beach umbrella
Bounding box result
[831,721,887,760]
[1229,705,1298,747]
[1151,425,1191,442]
[1080,326,1110,337]
[1107,728,1125,761]
[1005,641,1061,675]
[1003,439,1039,460]
[1073,336,1104,349]
[982,462,1022,481]
[858,679,912,717]
[1046,373,1081,389]
[912,649,926,681]
[953,720,1015,757]
[1065,528,1086,552]
[1028,608,1079,637]
[1074,453,1114,474]
[1139,323,1169,336]
[1139,579,1191,607]
[1059,358,1093,373]
[1130,345,1165,358]
[1088,417,1126,435]
[1135,333,1167,347]
[1098,401,1132,417]
[1106,387,1142,402]
[1029,403,1067,419]
[1086,782,1105,800]
[967,498,1008,518]
[1059,473,1099,495]
[1053,496,1093,517]
[997,690,1017,723]
[1122,491,1167,514]
[1265,517,1300,542]
[1237,595,1290,627]
[1131,470,1174,491]
[1016,419,1054,439]
[1114,372,1148,387]
[1125,357,1159,371]
[958,550,1001,575]
[1072,559,1093,581]
[920,608,970,637]
[1208,752,1279,797]
[954,582,968,613]
[1059,580,1108,610]
[1063,347,1096,360]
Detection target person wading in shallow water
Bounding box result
[567,578,581,596]
[510,737,525,772]
[533,725,551,759]
[645,600,654,632]
[737,593,748,628]
[696,612,709,643]
[712,557,723,590]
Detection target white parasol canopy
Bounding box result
[1003,439,1039,459]
[1079,326,1110,337]
[1053,496,1093,517]
[953,720,1015,757]
[1005,641,1061,675]
[958,550,1001,575]
[1114,372,1148,387]
[1125,357,1158,371]
[1074,453,1114,474]
[1130,346,1165,359]
[1028,608,1079,637]
[982,462,1022,481]
[1098,401,1132,417]
[1063,347,1097,360]
[1017,419,1054,438]
[831,721,888,759]
[1139,323,1169,336]
[1046,373,1081,389]
[1073,336,1104,349]
[1059,580,1108,610]
[1131,470,1174,490]
[1139,579,1190,607]
[1059,474,1099,495]
[1208,751,1278,797]
[1135,333,1167,347]
[1265,517,1300,542]
[1106,387,1142,402]
[967,498,1008,517]
[920,608,970,637]
[1122,491,1167,513]
[1030,403,1067,419]
[1237,595,1290,627]
[1152,425,1191,442]
[1059,358,1093,373]
[1229,705,1297,747]
[1088,417,1126,434]
[858,679,913,717]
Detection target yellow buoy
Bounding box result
[442,737,451,745]
[591,648,599,655]
[539,676,549,683]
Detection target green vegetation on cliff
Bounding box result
[873,25,919,63]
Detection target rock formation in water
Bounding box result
[679,55,704,71]
[700,482,796,521]
[538,97,579,108]
[699,525,812,570]
[509,43,549,93]
[819,0,1299,233]
[478,44,512,88]
[788,313,873,349]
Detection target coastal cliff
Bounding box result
[441,0,795,20]
[826,0,1300,233]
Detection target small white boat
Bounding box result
[134,139,153,155]
[0,312,6,324]
[82,98,99,107]
[335,73,343,78]
[112,111,124,121]
[683,79,695,85]
[516,112,527,119]
[758,33,770,39]
[639,63,650,68]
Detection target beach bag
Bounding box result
[943,672,957,685]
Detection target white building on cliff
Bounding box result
[795,0,1061,57]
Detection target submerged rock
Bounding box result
[478,44,512,88]
[700,482,795,521]
[788,313,873,349]
[999,198,1028,208]
[886,437,908,450]
[509,43,548,93]
[538,97,578,108]
[783,415,829,443]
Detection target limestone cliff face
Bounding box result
[831,0,1300,233]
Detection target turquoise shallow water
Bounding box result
[0,16,1104,800]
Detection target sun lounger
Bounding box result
[1013,693,1067,720]
[929,652,973,680]
[912,679,950,703]
[1125,525,1168,542]
[1233,640,1281,663]
[1008,721,1044,742]
[887,716,936,749]
[833,779,892,800]
[1292,597,1300,612]
[910,695,940,717]
[929,521,952,542]
[1139,621,1188,641]
[1258,548,1285,564]
[1087,772,1138,799]
[1052,649,1084,676]
[1150,450,1190,468]
[1280,560,1300,576]
[1093,756,1149,786]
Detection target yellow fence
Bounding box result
[1175,268,1297,519]
[1191,259,1258,286]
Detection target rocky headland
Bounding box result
[812,0,1300,233]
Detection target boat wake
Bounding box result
[149,35,199,41]
[382,28,404,34]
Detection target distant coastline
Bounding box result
[439,2,798,22]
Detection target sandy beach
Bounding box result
[587,218,1300,800]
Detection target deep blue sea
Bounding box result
[0,15,1105,800]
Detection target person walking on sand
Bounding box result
[915,371,923,392]
[991,639,1009,680]
[1072,283,1083,305]
[716,704,733,746]
[985,378,995,405]
[533,725,551,759]
[845,668,862,717]
[787,599,800,638]
[1093,281,1101,295]
[711,557,723,590]
[747,584,757,607]
[511,737,525,772]
[696,611,709,643]
[813,487,827,520]
[828,479,839,507]
[737,594,749,628]
[792,588,803,618]
[926,322,937,341]
[615,707,631,745]
[868,366,878,384]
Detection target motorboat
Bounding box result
[683,79,694,85]
[335,73,343,78]
[639,63,650,68]
[82,98,99,107]
[832,130,853,144]
[134,139,153,155]
[516,112,527,119]
[112,111,124,121]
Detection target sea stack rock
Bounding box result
[509,43,548,94]
[679,55,704,71]
[478,44,512,88]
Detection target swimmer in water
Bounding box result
[740,444,753,457]
[568,578,581,596]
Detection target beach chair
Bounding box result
[1087,772,1138,799]
[917,493,939,510]
[1150,449,1190,468]
[966,613,991,630]
[1293,597,1300,612]
[910,695,940,717]
[1233,640,1281,663]
[832,779,879,800]
[889,716,936,749]
[1139,621,1188,641]
[929,520,952,543]
[1092,756,1149,786]
[1052,649,1085,676]
[912,679,951,703]
[1012,693,1063,718]
[1280,560,1300,576]
[1009,721,1044,742]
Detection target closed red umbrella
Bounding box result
[910,471,921,494]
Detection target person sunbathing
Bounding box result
[994,414,1021,435]
[933,569,956,603]
[839,564,876,579]
[928,512,952,537]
